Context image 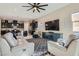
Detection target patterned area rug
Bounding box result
[27,38,48,56]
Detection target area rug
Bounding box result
[27,38,48,56]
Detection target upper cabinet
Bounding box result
[1,20,24,28]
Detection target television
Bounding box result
[45,19,59,31]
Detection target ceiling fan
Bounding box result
[22,3,48,13]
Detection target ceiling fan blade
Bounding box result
[22,6,31,7]
[37,8,40,13]
[34,3,36,5]
[33,9,35,13]
[38,4,48,7]
[27,7,33,11]
[37,3,40,5]
[28,3,33,6]
[38,7,46,10]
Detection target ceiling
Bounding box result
[0,3,70,21]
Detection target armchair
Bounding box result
[48,35,79,56]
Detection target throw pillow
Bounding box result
[57,38,65,46]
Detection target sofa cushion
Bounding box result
[3,32,17,47]
[0,38,12,56]
[48,41,66,55]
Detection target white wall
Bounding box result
[37,4,79,40]
[24,21,29,31]
[37,21,45,31]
